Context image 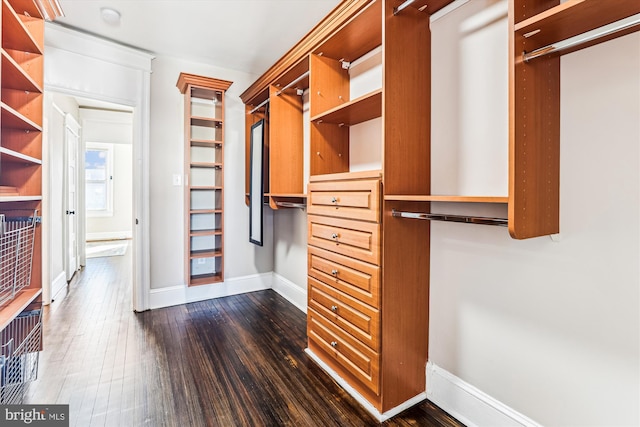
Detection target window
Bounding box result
[85,142,113,216]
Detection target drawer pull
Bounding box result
[330,341,338,348]
[331,305,338,312]
[331,269,338,276]
[331,233,339,240]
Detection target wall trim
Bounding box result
[426,362,543,427]
[148,273,273,310]
[271,273,307,313]
[49,271,67,305]
[305,348,427,422]
[86,231,133,241]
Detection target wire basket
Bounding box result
[0,309,42,404]
[0,210,39,306]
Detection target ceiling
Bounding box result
[54,0,341,77]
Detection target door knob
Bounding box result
[66,210,76,215]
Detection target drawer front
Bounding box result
[308,215,380,265]
[308,246,380,308]
[308,276,380,351]
[308,308,380,395]
[308,179,380,222]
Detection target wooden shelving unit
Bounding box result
[177,73,232,286]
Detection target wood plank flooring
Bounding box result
[25,249,464,426]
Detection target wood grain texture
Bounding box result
[310,121,349,176]
[311,89,381,125]
[25,252,463,427]
[381,200,430,412]
[308,245,380,308]
[310,54,350,118]
[382,0,431,197]
[269,85,304,195]
[2,1,42,54]
[509,2,560,239]
[308,214,380,265]
[308,178,381,222]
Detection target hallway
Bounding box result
[25,250,462,426]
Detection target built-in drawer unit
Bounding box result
[308,215,380,265]
[308,246,380,308]
[308,178,380,222]
[308,308,380,395]
[308,276,380,351]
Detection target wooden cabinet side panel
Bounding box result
[511,0,560,24]
[310,54,350,118]
[310,122,349,176]
[508,22,560,238]
[269,85,303,195]
[382,0,430,197]
[380,200,430,412]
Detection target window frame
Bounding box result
[85,142,114,218]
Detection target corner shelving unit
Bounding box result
[1,0,63,404]
[177,73,232,286]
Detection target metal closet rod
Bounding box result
[275,71,310,96]
[391,209,508,227]
[249,98,269,114]
[393,0,415,15]
[275,201,306,209]
[523,14,640,63]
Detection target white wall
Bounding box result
[80,109,133,240]
[429,2,639,425]
[149,55,274,290]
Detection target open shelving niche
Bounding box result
[383,0,640,240]
[177,73,232,286]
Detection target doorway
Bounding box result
[45,93,134,304]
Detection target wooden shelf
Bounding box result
[191,116,222,128]
[190,249,222,259]
[514,0,640,50]
[1,102,42,131]
[8,0,44,18]
[384,195,508,203]
[189,229,222,237]
[0,288,41,331]
[191,139,222,147]
[190,186,222,191]
[0,186,18,196]
[190,209,222,214]
[191,162,222,169]
[270,193,307,199]
[0,146,41,165]
[2,0,42,54]
[1,49,42,93]
[190,273,223,286]
[313,0,381,61]
[311,89,381,125]
[0,195,41,202]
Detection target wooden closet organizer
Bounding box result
[241,0,640,418]
[0,0,63,403]
[177,73,233,286]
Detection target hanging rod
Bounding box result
[275,201,306,209]
[523,14,640,63]
[391,209,508,227]
[393,0,415,15]
[275,71,310,96]
[249,98,270,114]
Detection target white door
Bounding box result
[64,114,80,281]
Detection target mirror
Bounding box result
[249,119,264,246]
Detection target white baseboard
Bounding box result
[51,271,67,303]
[86,231,132,241]
[271,273,307,313]
[427,362,542,427]
[148,272,272,310]
[305,348,427,422]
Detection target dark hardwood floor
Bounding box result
[25,247,464,427]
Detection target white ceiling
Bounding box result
[54,0,341,77]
